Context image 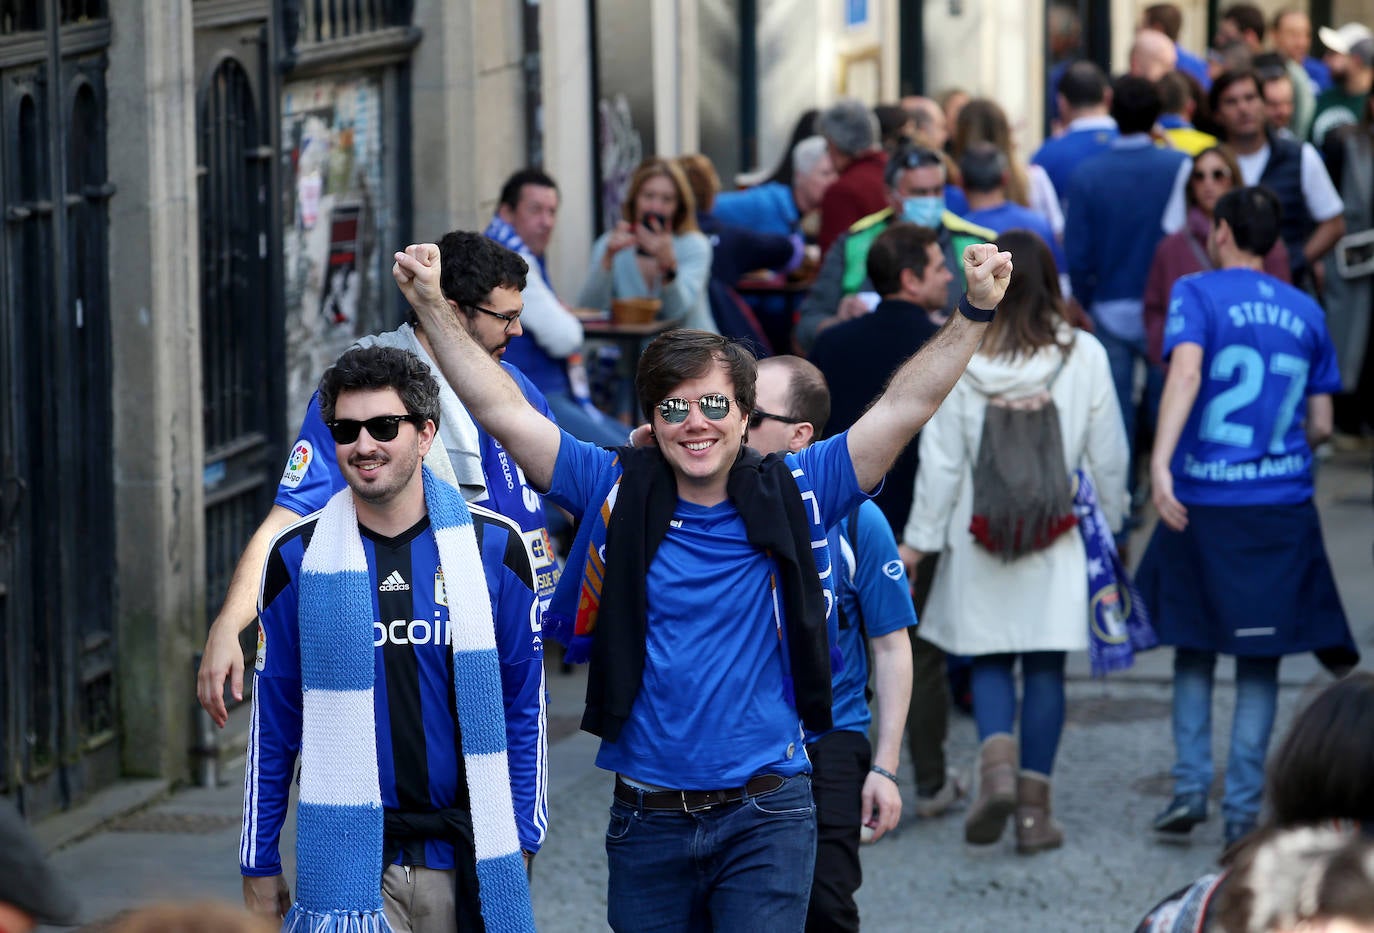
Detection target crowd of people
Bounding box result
[176,2,1374,931]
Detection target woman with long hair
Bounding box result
[951,98,1063,238]
[577,157,715,332]
[902,229,1127,854]
[1143,145,1290,365]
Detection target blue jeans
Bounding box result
[970,652,1066,775]
[605,773,817,932]
[545,390,631,448]
[1094,323,1163,490]
[1170,649,1281,824]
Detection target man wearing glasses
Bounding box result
[794,142,992,354]
[392,238,1010,931]
[196,232,562,732]
[241,345,544,931]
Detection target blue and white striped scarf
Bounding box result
[286,466,535,933]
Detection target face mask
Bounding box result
[902,195,944,228]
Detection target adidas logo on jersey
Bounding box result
[378,570,410,592]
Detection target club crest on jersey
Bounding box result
[883,559,904,581]
[435,567,448,606]
[255,622,267,671]
[280,439,313,488]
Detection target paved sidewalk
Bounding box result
[36,449,1373,933]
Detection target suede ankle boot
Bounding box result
[963,733,1017,845]
[1015,770,1064,854]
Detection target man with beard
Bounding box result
[197,232,561,730]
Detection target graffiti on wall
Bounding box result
[597,94,643,233]
[280,74,386,418]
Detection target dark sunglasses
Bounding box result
[1191,169,1231,183]
[656,393,735,424]
[326,414,421,444]
[469,304,522,333]
[748,407,804,430]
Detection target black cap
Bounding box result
[0,803,80,925]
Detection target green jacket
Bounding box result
[840,207,996,295]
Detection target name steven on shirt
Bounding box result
[1227,302,1306,338]
[1183,452,1306,482]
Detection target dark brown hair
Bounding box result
[621,158,699,233]
[866,222,940,296]
[1266,671,1374,829]
[980,229,1073,361]
[635,330,757,424]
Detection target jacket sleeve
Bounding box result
[240,545,302,878]
[794,236,847,354]
[1079,339,1131,533]
[492,528,548,854]
[660,233,712,325]
[904,387,968,553]
[576,234,615,311]
[1065,176,1095,308]
[519,260,584,358]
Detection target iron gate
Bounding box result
[194,6,282,701]
[0,1,116,815]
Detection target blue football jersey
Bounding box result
[1163,268,1341,506]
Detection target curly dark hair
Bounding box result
[405,231,528,328]
[635,330,757,426]
[318,345,441,430]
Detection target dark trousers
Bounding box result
[805,730,870,933]
[905,555,949,796]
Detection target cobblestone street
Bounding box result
[36,449,1373,933]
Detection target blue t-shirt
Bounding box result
[243,507,545,876]
[810,500,917,741]
[1164,268,1341,506]
[962,201,1067,274]
[274,362,562,609]
[546,431,868,788]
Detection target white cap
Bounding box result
[1318,22,1373,54]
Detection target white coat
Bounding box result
[903,329,1129,655]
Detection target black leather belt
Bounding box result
[614,773,788,813]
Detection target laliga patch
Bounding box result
[280,439,313,488]
[255,622,267,671]
[434,567,448,607]
[883,559,904,581]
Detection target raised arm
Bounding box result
[845,243,1011,492]
[393,244,562,491]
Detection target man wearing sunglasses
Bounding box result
[748,355,915,933]
[794,142,993,354]
[393,237,1009,931]
[241,346,544,931]
[197,232,563,733]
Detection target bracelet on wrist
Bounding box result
[870,765,899,784]
[958,293,996,323]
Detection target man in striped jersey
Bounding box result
[240,346,546,932]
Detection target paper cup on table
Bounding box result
[611,297,662,325]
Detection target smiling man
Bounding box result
[240,346,544,933]
[392,237,1009,931]
[196,233,562,732]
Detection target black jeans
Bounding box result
[805,730,870,933]
[905,555,950,796]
